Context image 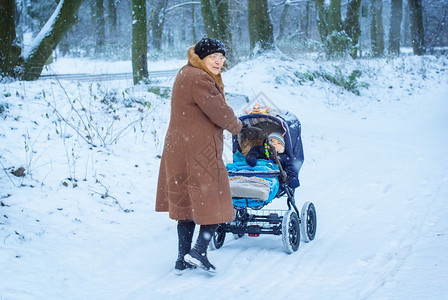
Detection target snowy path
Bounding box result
[117,85,448,300]
[2,57,447,300]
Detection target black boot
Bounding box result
[184,224,218,274]
[174,220,196,275]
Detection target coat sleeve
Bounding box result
[191,73,242,135]
[245,145,266,167]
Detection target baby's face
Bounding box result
[270,138,284,153]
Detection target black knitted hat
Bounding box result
[194,38,226,59]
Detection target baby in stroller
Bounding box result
[226,111,302,208]
[244,131,300,189]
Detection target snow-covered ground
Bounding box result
[1,53,447,300]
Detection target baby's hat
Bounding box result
[269,131,285,147]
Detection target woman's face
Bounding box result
[203,53,226,76]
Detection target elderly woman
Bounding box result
[155,38,242,274]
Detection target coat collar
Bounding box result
[187,46,224,89]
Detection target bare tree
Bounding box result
[345,0,362,58]
[277,2,291,41]
[389,0,403,55]
[370,0,384,57]
[408,0,425,55]
[1,0,84,80]
[200,0,233,59]
[0,0,23,78]
[149,0,168,51]
[314,0,361,58]
[95,0,106,54]
[131,0,148,84]
[191,3,197,43]
[304,0,312,40]
[22,0,85,80]
[107,0,118,31]
[247,0,274,54]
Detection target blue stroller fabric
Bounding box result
[226,151,280,208]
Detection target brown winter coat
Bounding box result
[155,47,242,225]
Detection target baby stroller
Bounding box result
[211,110,317,253]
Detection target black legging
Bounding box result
[177,220,217,256]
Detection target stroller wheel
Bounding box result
[209,224,226,251]
[301,202,317,242]
[282,210,300,254]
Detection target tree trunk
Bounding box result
[314,0,329,43]
[314,0,355,58]
[247,0,274,54]
[345,0,361,58]
[328,0,342,33]
[201,0,219,38]
[305,0,311,40]
[15,0,24,47]
[191,4,197,43]
[107,0,118,37]
[200,0,230,41]
[149,0,167,51]
[180,0,186,43]
[403,1,411,47]
[327,0,347,56]
[370,0,384,57]
[95,0,106,54]
[0,0,23,77]
[370,1,378,56]
[131,0,148,84]
[408,0,425,55]
[277,3,291,41]
[22,0,84,81]
[200,0,233,60]
[216,0,232,60]
[389,0,403,55]
[376,0,385,56]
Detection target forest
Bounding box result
[1,0,447,83]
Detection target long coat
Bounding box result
[155,48,242,225]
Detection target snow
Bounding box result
[40,57,186,75]
[1,53,448,300]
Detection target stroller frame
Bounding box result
[211,111,317,254]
